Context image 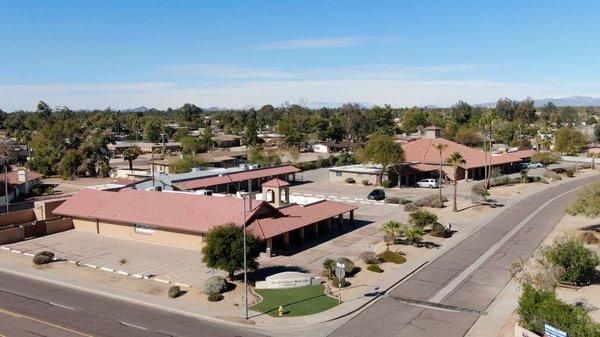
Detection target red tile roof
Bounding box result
[1,170,43,186]
[402,138,526,169]
[509,149,537,159]
[173,165,300,190]
[247,200,358,239]
[53,188,357,240]
[262,178,291,188]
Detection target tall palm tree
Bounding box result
[446,152,466,212]
[433,143,448,202]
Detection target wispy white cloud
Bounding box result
[254,36,364,50]
[160,63,294,78]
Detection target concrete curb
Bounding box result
[0,247,192,288]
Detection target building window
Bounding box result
[335,171,342,176]
[134,224,155,235]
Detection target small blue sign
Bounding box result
[544,324,567,337]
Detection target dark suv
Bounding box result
[367,189,386,200]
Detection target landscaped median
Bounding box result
[251,284,339,317]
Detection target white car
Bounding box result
[417,178,440,188]
[525,162,544,169]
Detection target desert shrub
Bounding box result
[367,264,383,273]
[344,177,355,184]
[359,251,380,264]
[33,251,54,265]
[430,223,448,238]
[322,258,336,279]
[423,193,448,203]
[532,152,560,166]
[381,180,391,188]
[207,293,223,302]
[405,226,424,246]
[202,275,228,294]
[403,202,420,212]
[581,232,599,245]
[332,277,350,288]
[565,169,575,177]
[409,210,438,228]
[566,181,600,218]
[385,196,410,205]
[377,250,406,264]
[379,220,406,244]
[167,286,181,298]
[471,183,490,201]
[413,198,428,207]
[430,199,444,208]
[361,179,370,186]
[518,283,600,337]
[543,171,562,182]
[542,237,599,285]
[339,257,356,275]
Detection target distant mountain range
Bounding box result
[118,95,600,112]
[477,95,600,108]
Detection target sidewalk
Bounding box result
[0,170,597,333]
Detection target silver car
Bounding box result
[417,178,440,188]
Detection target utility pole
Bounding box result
[243,178,251,320]
[4,166,8,213]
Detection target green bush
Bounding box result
[532,152,560,166]
[381,180,391,188]
[566,181,600,218]
[405,226,424,246]
[207,293,223,302]
[377,250,406,264]
[167,286,181,298]
[409,210,438,228]
[359,251,380,264]
[518,283,600,337]
[543,237,599,285]
[565,169,575,177]
[543,171,562,182]
[322,258,336,279]
[366,264,383,273]
[430,223,448,238]
[344,177,356,184]
[339,257,356,275]
[33,251,54,265]
[430,199,444,208]
[202,275,228,294]
[332,277,350,288]
[403,203,420,212]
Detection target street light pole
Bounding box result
[4,166,8,213]
[243,191,248,320]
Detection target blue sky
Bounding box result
[1,0,600,111]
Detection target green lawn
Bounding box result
[251,285,339,317]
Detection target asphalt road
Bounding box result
[0,271,263,337]
[330,175,599,337]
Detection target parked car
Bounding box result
[525,162,544,169]
[367,189,386,200]
[416,178,440,188]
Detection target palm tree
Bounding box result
[380,221,406,248]
[433,143,448,202]
[446,152,466,212]
[405,226,424,246]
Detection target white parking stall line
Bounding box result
[120,322,148,330]
[49,302,76,311]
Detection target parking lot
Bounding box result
[3,230,215,286]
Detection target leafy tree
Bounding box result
[401,107,428,134]
[341,103,369,141]
[76,131,114,177]
[540,102,558,122]
[542,236,599,285]
[243,115,260,146]
[516,97,537,123]
[594,124,600,142]
[454,126,482,147]
[360,133,405,185]
[248,146,281,167]
[277,115,307,148]
[179,103,203,125]
[326,114,346,141]
[57,149,81,180]
[554,127,588,155]
[199,126,215,150]
[143,119,162,143]
[450,100,473,125]
[122,146,142,170]
[367,105,395,135]
[559,106,581,126]
[201,224,263,279]
[169,155,205,173]
[495,98,518,121]
[337,153,357,166]
[446,152,466,212]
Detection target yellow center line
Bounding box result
[0,306,94,337]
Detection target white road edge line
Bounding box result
[49,302,76,311]
[119,321,148,330]
[428,187,579,303]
